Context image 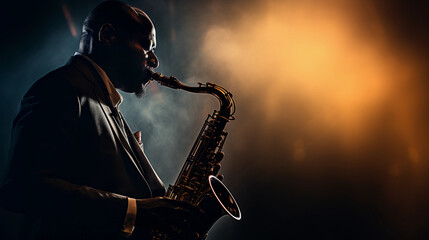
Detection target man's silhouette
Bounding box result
[0,1,201,239]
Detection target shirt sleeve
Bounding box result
[122,197,137,237]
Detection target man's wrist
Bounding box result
[121,197,137,237]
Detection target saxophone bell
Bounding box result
[207,175,241,220]
[188,175,241,240]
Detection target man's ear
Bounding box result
[98,23,116,45]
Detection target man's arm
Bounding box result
[0,75,128,236]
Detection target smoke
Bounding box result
[119,82,211,184]
[171,0,429,238]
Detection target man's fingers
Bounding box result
[136,196,205,235]
[163,198,203,216]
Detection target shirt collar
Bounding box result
[74,52,123,108]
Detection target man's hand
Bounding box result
[135,197,204,239]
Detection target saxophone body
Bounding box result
[150,72,241,240]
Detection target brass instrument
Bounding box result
[150,72,241,240]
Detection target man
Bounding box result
[0,1,201,239]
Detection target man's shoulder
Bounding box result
[25,56,96,100]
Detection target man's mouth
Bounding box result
[141,67,154,86]
[144,67,155,79]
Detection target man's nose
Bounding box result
[147,51,159,68]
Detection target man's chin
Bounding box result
[134,83,146,99]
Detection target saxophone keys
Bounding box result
[212,163,221,175]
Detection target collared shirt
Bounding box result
[74,52,137,237]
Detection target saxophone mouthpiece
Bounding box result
[150,72,182,89]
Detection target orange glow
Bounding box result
[190,1,429,232]
[198,0,424,161]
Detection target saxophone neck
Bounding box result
[150,72,236,120]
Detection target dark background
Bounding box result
[1,0,429,239]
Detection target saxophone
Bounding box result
[150,72,241,240]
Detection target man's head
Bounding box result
[79,0,158,97]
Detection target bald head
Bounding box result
[79,0,154,54]
[78,0,159,96]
